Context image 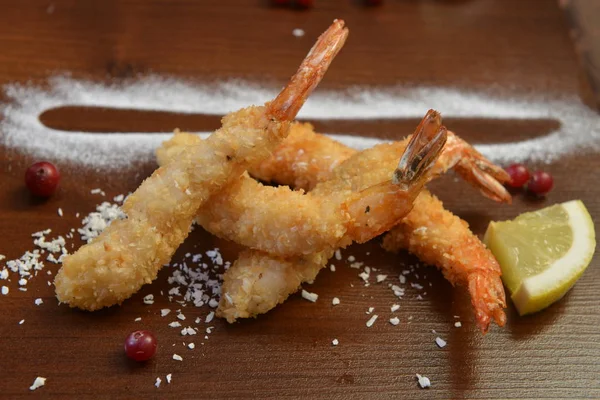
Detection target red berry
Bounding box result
[505,163,530,188]
[296,0,314,8]
[124,330,157,362]
[25,161,60,197]
[527,171,554,196]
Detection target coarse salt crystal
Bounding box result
[29,377,46,391]
[334,250,342,260]
[1,286,8,295]
[435,337,447,348]
[292,28,305,37]
[455,322,462,328]
[19,319,25,325]
[416,374,431,389]
[134,317,142,322]
[332,339,339,346]
[376,274,387,283]
[143,294,154,305]
[57,208,63,217]
[389,317,400,326]
[168,321,182,328]
[0,269,7,279]
[18,278,27,286]
[161,309,171,317]
[330,264,336,272]
[366,307,374,314]
[34,298,43,306]
[366,315,378,328]
[172,354,183,361]
[399,275,406,284]
[155,377,161,388]
[411,283,424,290]
[208,298,219,308]
[188,343,195,350]
[391,304,400,312]
[301,289,318,302]
[176,313,186,321]
[332,297,340,306]
[347,255,356,262]
[205,311,214,323]
[166,374,172,384]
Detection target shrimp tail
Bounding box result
[393,110,448,188]
[468,269,507,333]
[268,19,349,121]
[443,132,512,204]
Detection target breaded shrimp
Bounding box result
[221,124,508,332]
[54,20,349,311]
[161,124,509,331]
[166,112,448,260]
[381,192,507,330]
[162,123,507,258]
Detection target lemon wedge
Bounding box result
[484,200,596,315]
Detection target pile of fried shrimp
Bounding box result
[54,20,511,334]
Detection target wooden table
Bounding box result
[1,1,598,398]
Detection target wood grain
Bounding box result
[0,1,599,399]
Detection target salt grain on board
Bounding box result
[29,377,46,391]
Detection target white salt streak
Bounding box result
[2,77,598,169]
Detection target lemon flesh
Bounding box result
[484,200,596,315]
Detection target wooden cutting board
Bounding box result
[0,1,598,398]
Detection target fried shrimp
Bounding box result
[161,123,507,258]
[161,123,509,332]
[54,20,349,311]
[219,124,508,332]
[162,112,447,261]
[381,192,507,331]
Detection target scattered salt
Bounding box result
[435,337,447,348]
[390,304,400,312]
[143,294,154,305]
[455,322,462,328]
[57,208,63,217]
[292,28,305,37]
[416,374,431,389]
[29,377,46,391]
[155,377,161,388]
[168,321,182,328]
[134,317,142,322]
[376,274,387,283]
[301,289,318,302]
[334,250,342,260]
[161,309,171,317]
[366,315,378,328]
[188,343,195,350]
[172,354,183,361]
[332,297,340,306]
[166,374,172,384]
[176,313,186,321]
[330,264,336,272]
[332,339,339,346]
[389,317,400,326]
[1,286,8,295]
[34,298,43,306]
[19,319,25,325]
[399,275,406,284]
[205,311,215,323]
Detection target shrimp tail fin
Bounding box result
[268,19,349,122]
[393,109,448,188]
